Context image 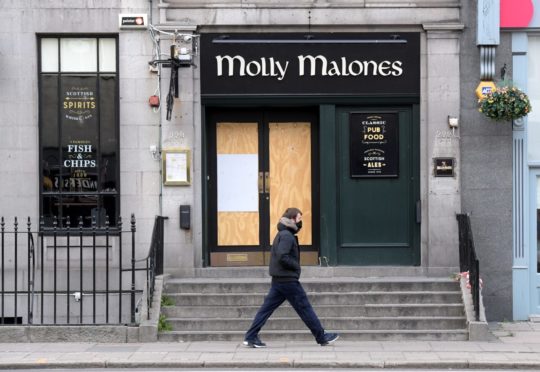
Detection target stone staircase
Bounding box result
[158,273,468,342]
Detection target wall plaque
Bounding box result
[350,112,399,178]
[434,158,455,177]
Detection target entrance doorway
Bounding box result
[335,106,420,265]
[206,109,319,267]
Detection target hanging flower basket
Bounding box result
[478,86,532,121]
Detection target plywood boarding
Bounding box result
[218,211,260,246]
[269,122,312,245]
[217,122,259,246]
[217,122,258,154]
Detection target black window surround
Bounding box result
[38,34,120,230]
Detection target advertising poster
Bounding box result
[350,112,399,178]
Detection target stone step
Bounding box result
[161,303,465,318]
[165,316,467,331]
[181,267,456,278]
[157,329,469,342]
[164,291,462,306]
[163,280,459,294]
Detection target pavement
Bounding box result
[2,322,540,369]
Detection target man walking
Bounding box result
[243,207,339,348]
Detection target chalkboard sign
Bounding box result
[350,112,399,178]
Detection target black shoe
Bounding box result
[319,332,339,346]
[243,336,267,348]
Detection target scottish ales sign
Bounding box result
[350,112,399,178]
[200,33,420,96]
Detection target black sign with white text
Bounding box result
[200,33,420,96]
[350,112,399,178]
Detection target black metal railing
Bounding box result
[457,213,480,321]
[0,214,161,326]
[135,216,166,320]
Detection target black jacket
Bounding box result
[269,223,301,281]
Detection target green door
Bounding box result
[336,107,420,265]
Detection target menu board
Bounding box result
[350,112,399,178]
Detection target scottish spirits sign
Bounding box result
[200,33,420,96]
[60,77,99,192]
[350,112,399,178]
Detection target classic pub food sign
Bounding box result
[350,112,399,178]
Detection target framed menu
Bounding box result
[163,148,191,186]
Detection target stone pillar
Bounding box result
[511,32,529,320]
[423,24,464,273]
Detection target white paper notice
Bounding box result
[217,154,258,212]
[166,152,188,183]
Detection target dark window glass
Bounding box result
[41,75,60,192]
[103,196,117,227]
[42,196,61,226]
[63,195,99,228]
[100,75,117,192]
[39,37,118,229]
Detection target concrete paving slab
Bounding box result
[381,341,432,351]
[403,351,443,361]
[266,352,302,362]
[505,352,540,361]
[498,322,534,331]
[185,342,239,352]
[57,352,99,361]
[161,352,202,361]
[138,342,190,351]
[0,352,29,361]
[472,352,511,361]
[334,351,372,360]
[88,344,139,353]
[436,351,474,360]
[499,334,540,343]
[478,341,533,351]
[198,352,235,361]
[22,352,65,361]
[302,351,337,359]
[429,341,483,351]
[530,323,540,331]
[232,351,269,360]
[369,351,406,360]
[128,352,167,361]
[332,340,383,350]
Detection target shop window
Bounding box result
[537,176,540,273]
[528,36,540,161]
[39,36,119,228]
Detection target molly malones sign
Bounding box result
[200,33,420,96]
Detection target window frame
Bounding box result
[37,34,120,231]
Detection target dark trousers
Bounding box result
[244,280,325,343]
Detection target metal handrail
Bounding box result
[456,213,481,321]
[28,225,35,325]
[133,216,167,320]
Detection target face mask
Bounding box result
[296,221,303,230]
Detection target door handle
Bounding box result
[264,172,270,194]
[416,200,421,224]
[258,172,264,193]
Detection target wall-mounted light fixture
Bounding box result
[448,116,459,137]
[448,116,459,128]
